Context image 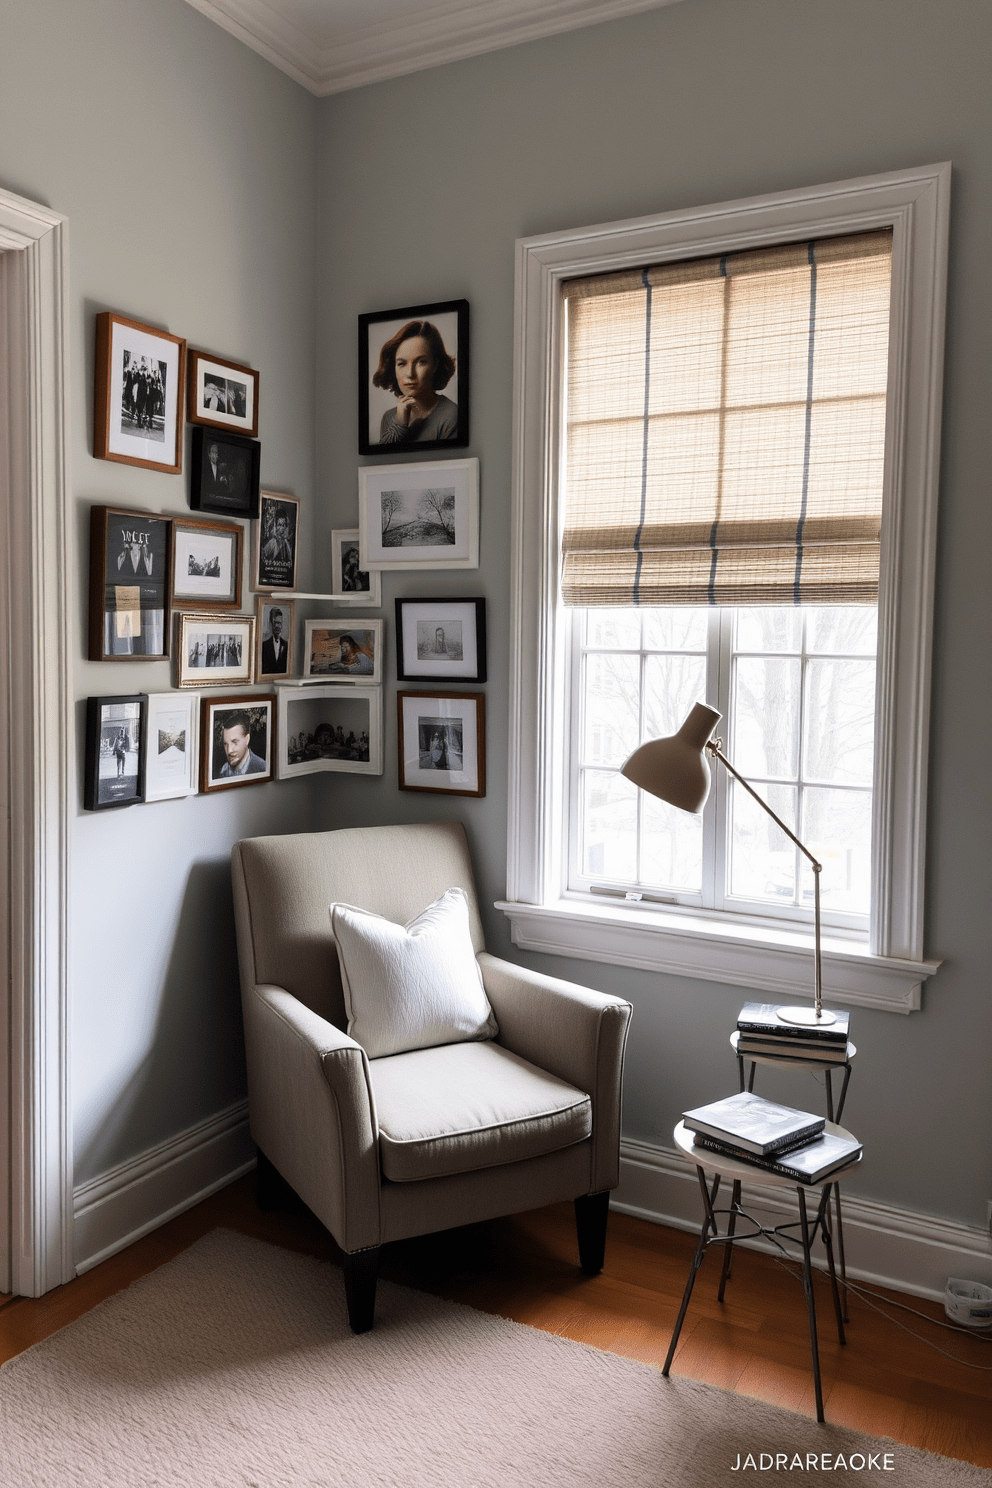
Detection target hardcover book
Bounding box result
[736,1034,850,1064]
[692,1128,863,1184]
[737,1001,850,1044]
[681,1091,825,1156]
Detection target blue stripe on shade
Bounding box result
[632,267,653,603]
[708,255,729,604]
[794,241,818,604]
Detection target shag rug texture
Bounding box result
[0,1228,987,1488]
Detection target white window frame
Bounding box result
[499,164,950,1014]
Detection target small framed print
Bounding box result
[144,692,199,802]
[94,312,185,473]
[190,427,260,518]
[359,298,468,456]
[171,516,243,610]
[89,505,171,661]
[255,597,295,681]
[331,527,381,607]
[187,349,259,437]
[358,458,479,571]
[395,598,486,683]
[397,690,485,798]
[84,695,146,810]
[200,694,274,792]
[253,491,300,591]
[277,684,382,778]
[304,619,382,684]
[175,610,255,688]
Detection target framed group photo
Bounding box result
[144,692,200,802]
[175,611,255,688]
[277,685,382,779]
[253,491,300,591]
[255,597,295,681]
[395,597,486,683]
[358,458,479,571]
[89,505,171,661]
[200,694,274,792]
[304,619,382,683]
[397,690,485,798]
[171,516,243,610]
[331,528,381,607]
[84,694,147,811]
[187,349,259,437]
[359,298,468,456]
[94,311,185,474]
[189,427,260,518]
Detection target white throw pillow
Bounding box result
[330,887,498,1059]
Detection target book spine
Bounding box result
[684,1117,823,1156]
[692,1133,821,1182]
[736,1042,848,1061]
[736,1021,847,1044]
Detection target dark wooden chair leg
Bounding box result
[255,1149,297,1212]
[343,1246,380,1334]
[574,1190,611,1275]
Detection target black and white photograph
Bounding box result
[144,692,199,801]
[304,619,382,684]
[398,690,485,797]
[201,695,274,792]
[190,427,260,517]
[94,312,185,474]
[255,597,295,680]
[84,695,146,810]
[358,458,479,571]
[277,685,382,778]
[175,611,255,688]
[253,491,300,591]
[331,527,381,607]
[88,505,171,661]
[171,516,242,610]
[358,298,468,455]
[395,597,487,682]
[187,349,259,437]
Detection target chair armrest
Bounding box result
[244,985,381,1252]
[477,953,631,1193]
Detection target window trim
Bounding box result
[503,163,950,1013]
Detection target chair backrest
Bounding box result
[232,820,486,1028]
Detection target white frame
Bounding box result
[276,684,383,778]
[175,611,255,688]
[303,617,383,684]
[143,692,200,801]
[358,457,479,570]
[330,527,381,607]
[500,163,951,1015]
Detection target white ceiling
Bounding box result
[183,0,683,95]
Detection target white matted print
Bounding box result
[395,597,486,682]
[359,458,479,570]
[277,685,382,778]
[144,692,200,801]
[397,690,485,797]
[95,312,185,473]
[171,517,242,609]
[175,611,255,688]
[331,528,381,607]
[304,619,382,683]
[187,349,259,437]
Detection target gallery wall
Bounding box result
[314,0,992,1227]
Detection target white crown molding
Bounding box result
[184,0,684,95]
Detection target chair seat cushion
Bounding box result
[368,1041,592,1183]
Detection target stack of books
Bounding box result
[736,1001,851,1064]
[682,1091,862,1183]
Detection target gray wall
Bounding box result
[315,0,992,1226]
[0,0,318,1182]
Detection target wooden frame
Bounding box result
[187,348,259,437]
[94,311,185,473]
[331,527,381,607]
[358,458,479,571]
[200,693,274,792]
[88,505,172,661]
[277,683,382,778]
[395,597,486,683]
[303,618,382,684]
[359,297,468,455]
[174,610,255,688]
[397,690,485,797]
[171,514,243,611]
[255,596,295,681]
[83,694,146,810]
[253,490,300,591]
[144,691,200,801]
[189,426,260,518]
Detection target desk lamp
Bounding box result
[621,701,836,1027]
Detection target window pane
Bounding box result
[642,607,708,651]
[585,610,641,649]
[735,607,802,652]
[804,659,875,786]
[581,770,637,881]
[806,606,877,655]
[733,657,800,778]
[644,654,707,742]
[729,781,798,903]
[800,787,872,914]
[583,653,640,766]
[641,793,703,892]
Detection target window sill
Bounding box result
[494,897,941,1014]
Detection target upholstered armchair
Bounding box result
[231,821,632,1333]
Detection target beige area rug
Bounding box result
[0,1229,987,1488]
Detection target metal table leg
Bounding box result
[797,1186,825,1424]
[663,1168,721,1376]
[717,1178,741,1302]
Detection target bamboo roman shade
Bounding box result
[560,230,892,606]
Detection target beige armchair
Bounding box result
[232,821,632,1332]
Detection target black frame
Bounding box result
[394,597,487,682]
[84,694,147,810]
[189,425,261,517]
[358,297,469,456]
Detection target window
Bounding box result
[502,165,949,1014]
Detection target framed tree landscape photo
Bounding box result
[89,505,172,661]
[94,311,185,473]
[358,458,479,571]
[397,690,485,797]
[359,298,468,456]
[187,349,259,437]
[144,692,199,802]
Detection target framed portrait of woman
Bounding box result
[358,299,469,456]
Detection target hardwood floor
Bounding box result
[2,1176,990,1468]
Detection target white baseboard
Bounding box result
[73,1102,256,1274]
[616,1138,992,1302]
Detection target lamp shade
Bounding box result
[620,702,722,814]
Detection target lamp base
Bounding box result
[776,1005,838,1027]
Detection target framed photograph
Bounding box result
[359,298,468,456]
[397,690,485,797]
[189,427,260,518]
[277,685,382,778]
[253,491,300,591]
[144,692,199,801]
[84,695,146,810]
[200,694,274,792]
[358,458,479,571]
[89,505,171,661]
[255,597,295,680]
[304,619,382,684]
[175,611,255,688]
[331,527,381,607]
[395,598,486,683]
[171,516,243,610]
[187,349,259,437]
[94,312,185,473]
